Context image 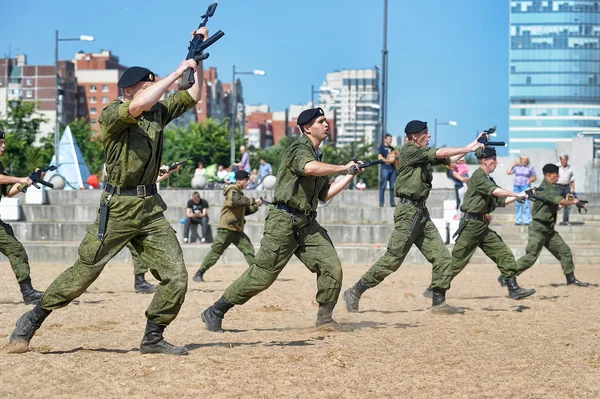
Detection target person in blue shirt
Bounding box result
[378,134,397,207]
[257,158,273,190]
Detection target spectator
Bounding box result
[257,157,273,189]
[248,168,259,189]
[217,165,229,182]
[556,154,575,225]
[378,133,397,207]
[356,178,366,191]
[446,162,469,219]
[456,157,469,177]
[238,145,251,173]
[86,174,100,190]
[184,191,210,244]
[507,155,536,225]
[194,161,206,178]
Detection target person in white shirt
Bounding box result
[556,154,575,225]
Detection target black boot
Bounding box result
[505,276,536,300]
[497,275,507,287]
[192,269,205,283]
[9,303,51,352]
[343,280,368,312]
[566,272,589,287]
[201,296,234,332]
[140,320,188,355]
[423,285,433,298]
[430,288,464,314]
[134,274,157,294]
[315,302,342,329]
[19,278,44,305]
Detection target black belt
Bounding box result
[398,197,425,207]
[555,184,569,187]
[274,203,316,218]
[463,213,487,221]
[104,183,157,197]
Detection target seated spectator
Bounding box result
[356,178,366,191]
[184,191,210,244]
[217,165,229,182]
[194,161,206,178]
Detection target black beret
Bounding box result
[475,147,497,159]
[118,66,156,88]
[0,129,4,140]
[297,107,325,126]
[542,163,559,174]
[236,170,250,180]
[404,120,428,135]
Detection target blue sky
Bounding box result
[2,0,510,154]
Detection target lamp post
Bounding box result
[230,65,265,166]
[433,118,458,147]
[380,0,388,147]
[55,31,94,172]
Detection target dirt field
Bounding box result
[0,261,599,398]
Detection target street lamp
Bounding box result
[433,118,458,147]
[230,65,266,166]
[55,30,94,173]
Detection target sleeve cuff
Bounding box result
[118,101,139,124]
[179,90,196,107]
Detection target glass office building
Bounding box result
[509,0,600,155]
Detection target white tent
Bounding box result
[45,126,92,190]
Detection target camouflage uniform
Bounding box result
[40,91,196,326]
[515,178,574,275]
[223,134,340,305]
[438,167,517,288]
[358,142,451,290]
[129,242,149,276]
[197,184,259,274]
[0,161,32,283]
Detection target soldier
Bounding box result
[0,130,44,304]
[200,107,361,332]
[431,147,536,306]
[192,170,261,283]
[343,120,484,314]
[503,163,589,287]
[8,27,209,356]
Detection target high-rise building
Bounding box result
[509,0,600,155]
[318,69,380,148]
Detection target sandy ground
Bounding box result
[0,260,599,398]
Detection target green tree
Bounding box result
[162,118,243,188]
[67,118,105,176]
[0,99,52,176]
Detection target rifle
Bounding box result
[159,156,193,176]
[179,0,226,91]
[259,197,272,206]
[20,165,58,192]
[478,125,506,147]
[347,158,384,175]
[518,186,545,203]
[567,193,589,214]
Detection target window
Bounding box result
[90,120,97,126]
[102,96,109,103]
[25,79,32,86]
[102,85,109,92]
[79,96,85,104]
[90,97,97,103]
[90,107,97,114]
[90,85,97,92]
[25,90,32,98]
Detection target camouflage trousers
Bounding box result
[41,195,188,326]
[360,203,452,290]
[223,208,342,305]
[516,221,574,276]
[200,228,255,272]
[0,219,31,283]
[128,242,149,275]
[438,219,518,290]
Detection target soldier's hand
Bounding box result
[470,142,485,152]
[255,198,262,207]
[191,27,209,41]
[345,160,360,175]
[175,59,198,77]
